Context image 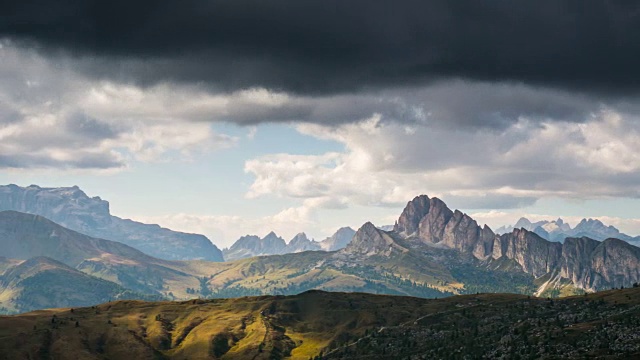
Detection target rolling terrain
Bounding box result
[0,287,639,359]
[0,257,161,314]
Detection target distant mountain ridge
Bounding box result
[391,195,640,293]
[1,193,639,314]
[496,216,640,244]
[0,184,223,261]
[223,227,355,261]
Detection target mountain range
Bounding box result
[496,216,640,245]
[0,184,224,261]
[1,188,639,315]
[223,227,356,261]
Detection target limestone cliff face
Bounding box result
[417,198,454,245]
[393,194,640,290]
[0,184,224,262]
[394,195,431,236]
[560,237,601,289]
[493,229,563,278]
[396,195,494,258]
[474,225,496,260]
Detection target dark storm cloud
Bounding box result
[2,0,640,95]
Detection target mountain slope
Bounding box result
[1,288,639,359]
[0,211,203,298]
[0,184,223,261]
[0,257,159,314]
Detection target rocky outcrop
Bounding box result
[344,222,407,256]
[391,194,640,290]
[560,237,640,290]
[394,195,432,236]
[0,184,224,261]
[493,229,563,277]
[395,195,495,258]
[560,236,602,289]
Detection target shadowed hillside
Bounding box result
[0,288,639,359]
[0,257,161,314]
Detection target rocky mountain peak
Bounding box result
[290,232,309,243]
[346,222,406,256]
[514,217,533,229]
[318,226,356,251]
[394,195,431,235]
[287,232,321,253]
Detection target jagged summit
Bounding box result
[319,226,356,251]
[356,195,640,291]
[394,194,432,235]
[345,222,407,256]
[224,227,356,261]
[496,215,640,244]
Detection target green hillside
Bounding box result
[0,287,639,359]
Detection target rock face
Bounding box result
[389,195,640,290]
[395,196,494,258]
[493,229,563,277]
[319,227,356,251]
[561,237,640,290]
[0,184,223,261]
[394,195,432,236]
[344,222,407,256]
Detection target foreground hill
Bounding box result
[0,288,639,359]
[0,184,223,261]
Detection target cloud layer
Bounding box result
[245,110,640,214]
[2,1,640,95]
[0,44,237,169]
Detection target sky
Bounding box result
[2,1,640,248]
